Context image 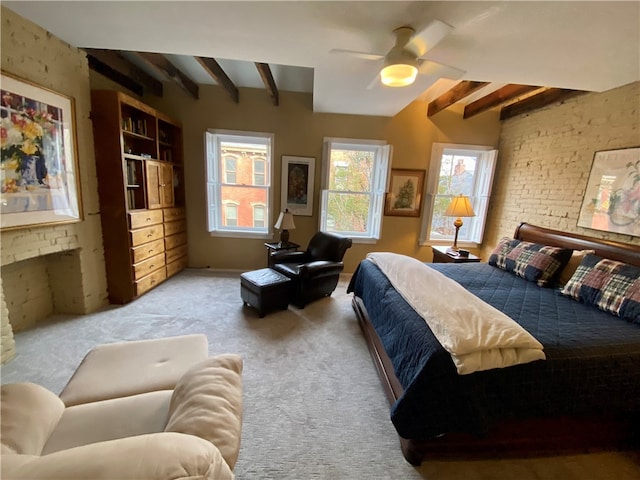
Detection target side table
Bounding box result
[432,245,480,264]
[264,241,300,267]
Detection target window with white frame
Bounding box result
[320,138,391,242]
[224,202,238,226]
[224,156,237,184]
[253,158,266,186]
[206,130,274,237]
[420,143,497,246]
[253,204,266,228]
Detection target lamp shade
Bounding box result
[274,209,296,230]
[380,64,418,87]
[444,195,476,218]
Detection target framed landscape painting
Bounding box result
[577,147,640,237]
[281,155,314,216]
[1,72,82,230]
[384,168,425,217]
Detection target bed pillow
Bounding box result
[488,237,521,270]
[557,249,596,286]
[489,238,572,287]
[562,254,640,323]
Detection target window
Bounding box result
[224,156,237,184]
[420,143,497,246]
[320,138,391,242]
[253,158,266,186]
[206,130,274,237]
[224,202,238,226]
[253,204,266,228]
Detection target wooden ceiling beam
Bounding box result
[196,57,239,103]
[255,62,279,106]
[500,88,585,120]
[427,81,489,117]
[84,48,163,97]
[463,84,541,119]
[135,52,199,100]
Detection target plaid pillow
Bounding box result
[562,254,640,323]
[488,237,521,270]
[501,242,573,287]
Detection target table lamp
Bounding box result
[274,208,296,245]
[444,194,475,252]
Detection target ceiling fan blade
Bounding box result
[418,60,466,80]
[329,48,384,61]
[366,71,382,90]
[408,19,454,56]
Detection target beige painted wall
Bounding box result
[482,81,640,259]
[1,7,108,360]
[114,81,501,273]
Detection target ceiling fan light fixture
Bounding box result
[380,63,418,87]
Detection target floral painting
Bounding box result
[578,147,640,237]
[281,155,314,216]
[1,72,81,230]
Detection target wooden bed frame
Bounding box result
[352,223,640,465]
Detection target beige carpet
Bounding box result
[2,269,639,480]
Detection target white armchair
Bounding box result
[1,335,243,480]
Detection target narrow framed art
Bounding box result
[1,71,82,230]
[384,168,425,217]
[577,146,640,237]
[281,155,315,216]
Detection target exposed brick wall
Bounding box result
[0,277,16,364]
[2,256,54,331]
[1,7,109,363]
[482,81,640,258]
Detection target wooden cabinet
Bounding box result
[90,90,187,303]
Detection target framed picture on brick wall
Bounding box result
[0,71,82,230]
[577,146,640,237]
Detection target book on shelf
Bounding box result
[126,161,138,185]
[127,189,136,210]
[121,117,148,136]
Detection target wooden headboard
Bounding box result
[514,223,640,267]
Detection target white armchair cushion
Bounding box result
[165,354,243,469]
[1,432,234,480]
[0,383,64,455]
[42,390,172,455]
[60,334,208,406]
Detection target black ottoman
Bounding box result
[241,268,291,318]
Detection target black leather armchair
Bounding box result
[270,231,353,308]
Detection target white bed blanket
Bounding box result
[366,252,545,374]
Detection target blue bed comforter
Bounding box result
[348,260,640,439]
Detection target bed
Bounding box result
[348,223,640,464]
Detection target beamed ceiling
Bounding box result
[4,2,638,119]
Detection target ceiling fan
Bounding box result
[330,20,465,88]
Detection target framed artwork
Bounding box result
[281,155,315,216]
[1,71,82,230]
[577,146,640,237]
[384,168,425,217]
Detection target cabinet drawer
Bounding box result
[165,231,187,250]
[164,219,186,237]
[166,256,188,278]
[132,252,165,281]
[129,209,163,229]
[135,268,167,297]
[163,207,186,222]
[165,244,188,264]
[130,224,164,246]
[131,238,165,264]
